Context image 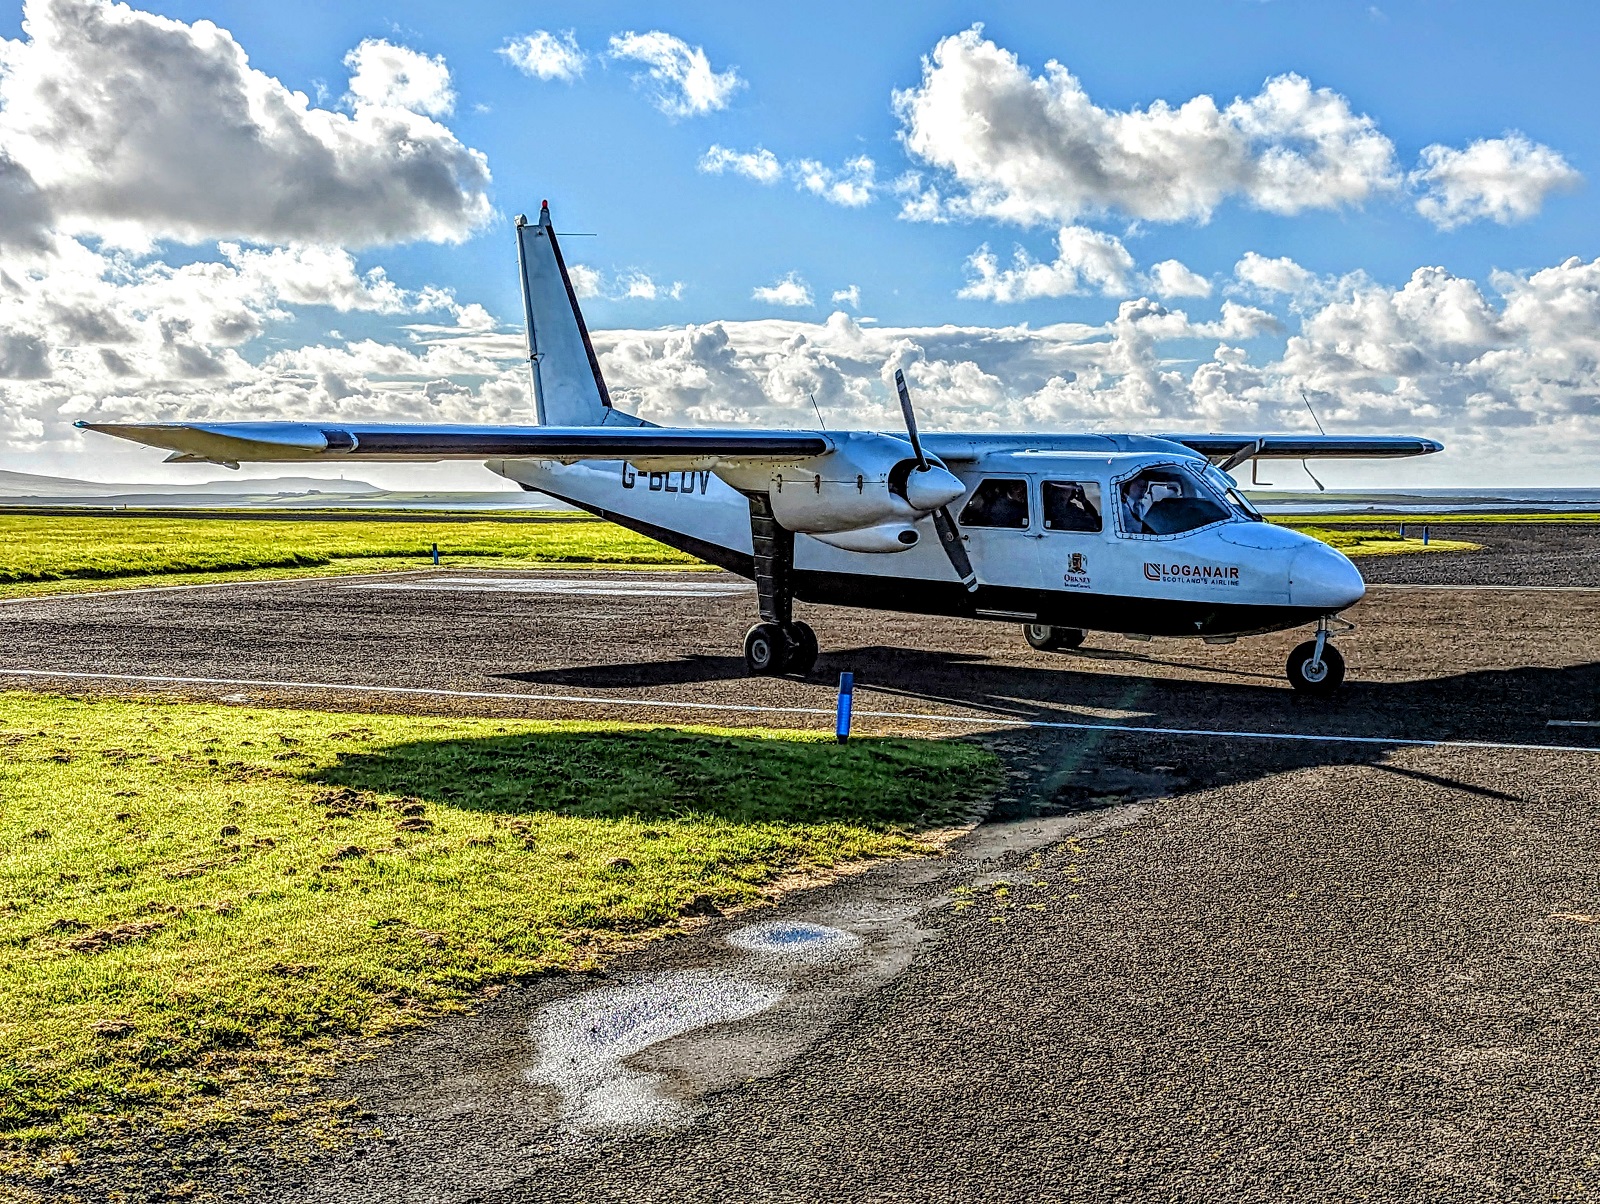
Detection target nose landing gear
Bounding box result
[1286,616,1350,695]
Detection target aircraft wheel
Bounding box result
[1286,640,1345,695]
[744,623,789,676]
[1023,623,1086,652]
[781,621,819,676]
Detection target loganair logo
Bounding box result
[1144,562,1241,586]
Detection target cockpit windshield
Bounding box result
[1204,465,1264,521]
[1118,465,1233,536]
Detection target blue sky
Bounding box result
[1,0,1596,486]
[89,0,1597,328]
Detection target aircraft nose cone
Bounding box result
[903,464,965,512]
[1289,544,1366,610]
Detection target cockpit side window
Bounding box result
[1118,467,1231,537]
[1042,480,1102,532]
[958,478,1030,529]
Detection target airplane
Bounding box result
[79,202,1443,695]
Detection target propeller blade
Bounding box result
[896,369,975,592]
[931,506,978,593]
[893,369,929,471]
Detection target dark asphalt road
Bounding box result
[4,528,1599,1202]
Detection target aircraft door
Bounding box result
[955,475,1040,590]
[1038,478,1107,593]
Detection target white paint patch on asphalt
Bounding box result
[347,576,752,598]
[527,969,783,1129]
[725,921,862,962]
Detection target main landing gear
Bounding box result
[744,621,819,676]
[742,494,819,677]
[1022,623,1085,652]
[1286,616,1348,696]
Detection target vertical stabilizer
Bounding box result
[515,203,626,427]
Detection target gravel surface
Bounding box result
[1352,522,1600,587]
[7,527,1600,1202]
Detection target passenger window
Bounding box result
[1042,481,1102,532]
[958,478,1030,529]
[1119,468,1230,536]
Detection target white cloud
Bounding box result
[959,226,1135,301]
[0,0,491,247]
[607,30,742,118]
[566,264,684,302]
[499,30,585,82]
[17,251,1600,483]
[566,264,604,300]
[752,272,814,307]
[831,285,861,309]
[794,156,878,207]
[699,144,782,184]
[344,39,455,117]
[617,271,683,302]
[892,26,1399,226]
[1234,252,1316,297]
[1147,260,1212,299]
[700,145,880,206]
[1411,134,1582,229]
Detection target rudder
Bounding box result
[515,202,636,428]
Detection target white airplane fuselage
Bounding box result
[489,440,1365,641]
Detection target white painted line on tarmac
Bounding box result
[3,666,1599,756]
[347,577,752,597]
[0,568,444,606]
[1549,720,1600,728]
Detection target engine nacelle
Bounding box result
[716,432,964,535]
[810,523,922,553]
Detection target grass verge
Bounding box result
[1280,525,1480,556]
[0,692,998,1159]
[1274,512,1600,525]
[0,515,699,598]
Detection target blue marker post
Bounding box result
[835,672,854,744]
[1422,525,1430,546]
[431,542,440,566]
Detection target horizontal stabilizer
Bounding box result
[76,420,832,467]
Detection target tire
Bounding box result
[1286,640,1345,695]
[744,623,788,676]
[1023,623,1086,652]
[782,621,819,676]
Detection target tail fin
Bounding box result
[515,202,632,427]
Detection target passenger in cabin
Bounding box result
[1120,467,1231,536]
[961,479,1030,528]
[1121,476,1153,533]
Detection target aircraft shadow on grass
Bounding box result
[307,725,995,830]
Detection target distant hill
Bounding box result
[0,468,381,498]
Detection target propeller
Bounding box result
[895,369,978,593]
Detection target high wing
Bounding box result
[73,420,833,469]
[1160,434,1443,471]
[76,420,1443,472]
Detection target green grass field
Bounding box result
[0,693,998,1157]
[0,511,1497,603]
[1274,511,1600,525]
[0,515,698,598]
[1275,524,1480,556]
